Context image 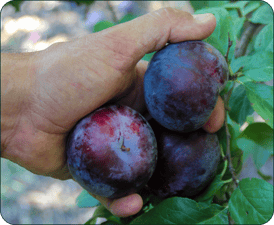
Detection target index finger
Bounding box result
[91,8,216,67]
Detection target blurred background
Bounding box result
[1,1,194,53]
[1,1,273,224]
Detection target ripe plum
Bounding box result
[66,105,157,199]
[147,119,221,198]
[144,40,229,132]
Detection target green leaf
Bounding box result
[142,52,156,62]
[84,217,97,225]
[130,197,228,224]
[227,8,240,18]
[216,121,243,179]
[101,221,121,225]
[85,205,122,225]
[231,55,248,74]
[229,84,254,125]
[257,169,273,181]
[119,13,138,24]
[231,52,273,76]
[246,115,255,124]
[195,175,227,203]
[242,1,261,16]
[238,123,273,150]
[230,147,244,176]
[237,137,272,169]
[93,21,115,32]
[229,178,274,224]
[73,0,95,7]
[255,23,273,52]
[244,67,273,82]
[231,16,246,39]
[223,1,248,10]
[236,122,273,169]
[200,207,229,224]
[227,115,241,138]
[245,32,259,56]
[266,39,273,52]
[190,1,210,11]
[5,1,24,12]
[249,3,273,24]
[92,205,113,219]
[221,145,243,180]
[236,138,254,163]
[220,80,234,97]
[243,82,273,128]
[196,197,214,208]
[191,1,229,11]
[238,76,253,83]
[217,118,241,158]
[76,189,99,208]
[207,1,230,8]
[102,216,122,225]
[245,50,272,70]
[255,159,273,179]
[217,126,227,157]
[194,7,236,60]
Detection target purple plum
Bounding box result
[147,119,221,198]
[144,40,229,132]
[66,105,157,199]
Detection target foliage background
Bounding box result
[1,1,273,224]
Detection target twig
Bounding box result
[225,32,233,64]
[234,21,259,58]
[227,210,234,225]
[224,82,239,188]
[236,8,243,18]
[107,1,118,24]
[223,33,239,187]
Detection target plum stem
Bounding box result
[119,135,130,152]
[220,157,228,179]
[223,178,233,184]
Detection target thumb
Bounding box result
[95,7,216,65]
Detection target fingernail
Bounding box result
[193,13,215,24]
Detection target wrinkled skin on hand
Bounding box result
[147,119,221,198]
[144,40,229,132]
[66,105,157,199]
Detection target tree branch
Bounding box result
[234,21,259,58]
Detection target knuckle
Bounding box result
[153,7,193,25]
[154,7,175,21]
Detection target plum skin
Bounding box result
[66,105,157,199]
[147,119,221,198]
[144,40,229,132]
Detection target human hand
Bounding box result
[1,8,221,217]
